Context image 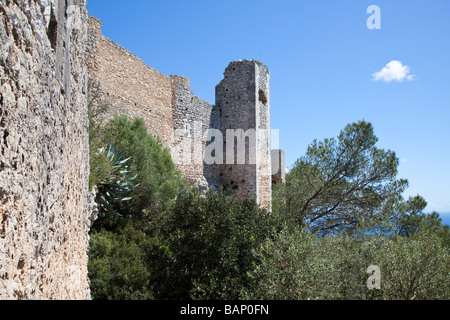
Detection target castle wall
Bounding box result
[87,17,174,148]
[171,75,215,185]
[87,17,217,186]
[215,61,257,199]
[86,16,274,210]
[0,0,91,299]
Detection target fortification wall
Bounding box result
[171,75,215,186]
[87,16,174,147]
[215,61,257,199]
[86,16,275,209]
[87,16,217,186]
[0,0,91,299]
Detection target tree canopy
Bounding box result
[274,120,409,234]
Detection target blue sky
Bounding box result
[87,0,450,215]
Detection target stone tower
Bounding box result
[213,60,272,210]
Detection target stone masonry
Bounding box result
[0,2,286,301]
[86,16,282,210]
[0,0,91,299]
[214,61,272,209]
[87,16,176,149]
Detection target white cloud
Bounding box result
[372,60,415,83]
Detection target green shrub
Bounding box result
[246,219,449,300]
[149,189,282,300]
[88,114,187,299]
[101,115,186,217]
[88,221,155,300]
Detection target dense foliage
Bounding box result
[246,219,449,300]
[88,221,156,300]
[149,189,282,300]
[99,115,186,217]
[87,97,449,301]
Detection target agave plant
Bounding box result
[95,144,139,218]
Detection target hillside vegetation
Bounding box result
[87,89,449,300]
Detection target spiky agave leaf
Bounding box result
[95,144,139,218]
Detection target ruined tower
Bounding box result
[214,60,272,210]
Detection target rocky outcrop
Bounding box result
[0,0,90,299]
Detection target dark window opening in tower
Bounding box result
[259,90,267,105]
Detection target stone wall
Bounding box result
[215,61,257,200]
[87,15,220,187]
[255,63,272,210]
[0,0,91,299]
[86,16,275,210]
[171,75,215,186]
[87,16,175,148]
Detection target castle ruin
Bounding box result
[0,1,285,299]
[86,16,284,210]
